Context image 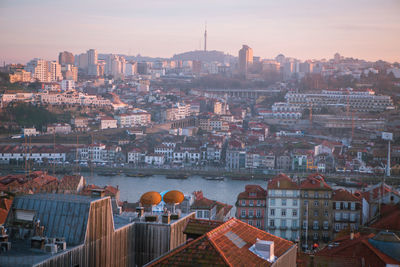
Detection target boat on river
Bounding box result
[125,172,152,178]
[203,176,225,181]
[166,174,188,179]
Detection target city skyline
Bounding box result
[1,0,400,64]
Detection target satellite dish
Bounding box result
[140,191,162,206]
[163,190,184,205]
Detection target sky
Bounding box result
[0,0,399,64]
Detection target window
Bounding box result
[249,192,256,197]
[270,199,275,206]
[350,213,356,222]
[304,200,308,206]
[281,209,286,217]
[324,201,329,207]
[324,210,328,217]
[282,190,286,196]
[314,192,319,199]
[323,221,329,229]
[256,220,261,228]
[335,212,340,221]
[313,210,319,217]
[248,220,253,226]
[249,210,254,218]
[313,221,319,230]
[324,192,329,198]
[241,210,246,218]
[303,221,307,229]
[249,200,254,206]
[282,199,287,206]
[270,219,275,227]
[350,202,356,211]
[241,200,246,206]
[256,209,261,218]
[335,202,340,210]
[292,209,297,216]
[292,220,297,227]
[323,232,329,238]
[270,208,275,216]
[281,219,286,227]
[342,212,349,220]
[204,210,210,218]
[343,202,348,209]
[304,192,308,198]
[314,200,319,207]
[257,200,261,206]
[293,199,298,206]
[281,231,286,239]
[197,210,203,218]
[335,223,340,231]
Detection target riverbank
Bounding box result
[1,164,399,186]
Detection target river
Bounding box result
[83,173,266,214]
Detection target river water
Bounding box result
[83,173,266,213]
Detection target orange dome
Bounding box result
[163,190,184,204]
[140,191,162,206]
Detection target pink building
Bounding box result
[235,185,267,230]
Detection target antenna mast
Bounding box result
[204,22,207,52]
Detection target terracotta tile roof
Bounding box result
[268,173,298,190]
[0,197,13,224]
[148,218,294,267]
[300,173,332,190]
[332,189,362,201]
[191,197,216,210]
[183,218,224,236]
[370,204,400,231]
[237,185,267,200]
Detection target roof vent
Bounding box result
[250,239,275,262]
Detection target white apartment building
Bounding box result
[23,128,38,137]
[77,144,120,163]
[46,123,72,135]
[100,117,117,130]
[25,58,49,82]
[266,174,300,242]
[154,145,174,161]
[127,149,145,164]
[285,89,394,112]
[173,150,200,164]
[144,154,165,166]
[166,103,191,121]
[115,112,151,128]
[61,80,75,91]
[0,146,66,163]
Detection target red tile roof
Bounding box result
[237,185,267,200]
[148,218,294,267]
[332,189,362,202]
[268,173,298,190]
[183,218,224,236]
[300,173,332,190]
[370,204,400,231]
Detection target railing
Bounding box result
[291,226,299,231]
[280,226,288,230]
[313,226,319,230]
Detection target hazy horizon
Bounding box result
[1,0,399,64]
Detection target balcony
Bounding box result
[323,226,330,230]
[268,226,276,230]
[280,226,288,230]
[291,226,299,231]
[313,226,319,230]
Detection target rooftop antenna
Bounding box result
[204,21,207,52]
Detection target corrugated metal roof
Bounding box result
[8,194,94,246]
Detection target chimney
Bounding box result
[136,207,144,217]
[254,239,274,262]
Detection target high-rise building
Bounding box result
[48,61,63,82]
[25,58,49,82]
[58,51,74,66]
[87,49,99,76]
[238,45,253,76]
